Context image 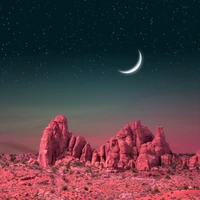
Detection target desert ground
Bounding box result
[0,154,200,200]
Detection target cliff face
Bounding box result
[38,115,197,171]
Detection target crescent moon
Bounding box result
[119,50,143,74]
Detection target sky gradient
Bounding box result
[0,0,200,153]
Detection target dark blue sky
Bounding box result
[0,0,199,153]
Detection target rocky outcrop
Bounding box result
[135,126,172,170]
[72,136,87,159]
[37,116,171,169]
[38,115,90,167]
[80,143,93,162]
[38,115,70,167]
[38,115,199,171]
[91,150,100,165]
[161,154,172,166]
[98,120,155,169]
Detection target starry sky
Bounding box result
[0,0,200,154]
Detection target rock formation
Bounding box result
[38,115,199,171]
[38,115,69,167]
[38,115,93,167]
[136,126,172,170]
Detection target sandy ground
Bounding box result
[0,154,200,200]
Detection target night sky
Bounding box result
[0,0,200,153]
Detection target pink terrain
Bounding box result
[0,115,200,200]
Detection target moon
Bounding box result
[119,50,143,74]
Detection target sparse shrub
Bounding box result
[10,155,16,162]
[183,163,189,170]
[62,185,68,191]
[69,170,74,175]
[58,162,64,167]
[85,167,92,173]
[171,163,177,170]
[87,182,92,185]
[91,173,96,178]
[84,186,89,191]
[167,169,171,174]
[196,166,199,171]
[13,159,19,164]
[50,189,55,193]
[66,162,71,170]
[125,183,129,188]
[121,173,126,179]
[49,174,54,179]
[73,161,84,167]
[183,185,188,190]
[34,193,38,197]
[131,168,138,173]
[52,166,58,173]
[62,176,69,183]
[189,176,193,181]
[184,153,195,157]
[125,166,131,170]
[161,162,165,167]
[34,161,39,166]
[165,175,171,180]
[142,182,147,186]
[28,183,32,186]
[34,165,43,171]
[151,187,160,194]
[72,186,76,190]
[38,180,49,185]
[193,185,199,190]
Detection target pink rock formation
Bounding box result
[68,135,76,153]
[72,136,86,159]
[38,115,70,167]
[91,150,100,165]
[135,126,172,170]
[80,143,92,162]
[189,156,198,168]
[98,120,155,169]
[99,144,106,163]
[38,115,174,170]
[161,154,172,166]
[38,115,87,167]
